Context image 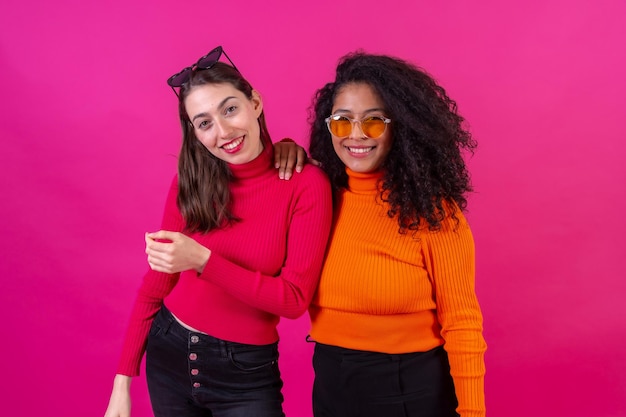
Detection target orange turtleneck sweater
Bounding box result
[309,168,487,417]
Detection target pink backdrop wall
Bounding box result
[1,1,624,416]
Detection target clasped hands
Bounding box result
[145,231,211,274]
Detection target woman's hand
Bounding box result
[145,231,211,274]
[273,139,308,180]
[104,375,131,417]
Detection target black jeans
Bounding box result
[146,306,285,417]
[312,343,459,417]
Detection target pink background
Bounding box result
[1,0,624,416]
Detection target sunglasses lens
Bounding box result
[329,116,352,137]
[327,116,389,138]
[167,47,225,88]
[361,117,387,138]
[197,48,222,69]
[167,67,192,87]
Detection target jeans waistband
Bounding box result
[314,341,444,362]
[157,304,278,350]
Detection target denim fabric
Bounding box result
[312,343,459,417]
[146,306,285,417]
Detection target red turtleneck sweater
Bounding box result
[117,146,333,376]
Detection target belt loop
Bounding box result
[153,304,175,335]
[220,340,228,358]
[160,305,175,335]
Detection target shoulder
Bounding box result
[163,174,180,202]
[279,165,332,213]
[169,174,179,190]
[299,164,330,183]
[446,205,469,228]
[163,174,179,200]
[422,200,472,237]
[285,164,331,192]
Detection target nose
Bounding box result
[348,120,366,140]
[214,119,234,139]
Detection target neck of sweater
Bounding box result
[346,168,384,195]
[227,144,273,181]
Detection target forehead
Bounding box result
[333,82,383,111]
[184,83,245,111]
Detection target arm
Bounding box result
[423,212,487,417]
[199,169,333,318]
[104,374,131,417]
[115,177,184,377]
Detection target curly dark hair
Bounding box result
[309,51,477,233]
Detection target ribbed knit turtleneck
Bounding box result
[345,168,382,194]
[227,143,274,181]
[310,167,487,417]
[116,143,333,379]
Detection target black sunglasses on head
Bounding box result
[166,45,239,90]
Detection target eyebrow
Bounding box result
[332,107,385,115]
[191,95,237,123]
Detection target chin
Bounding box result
[345,160,376,173]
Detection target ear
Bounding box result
[251,89,263,117]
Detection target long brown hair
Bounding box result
[176,62,272,233]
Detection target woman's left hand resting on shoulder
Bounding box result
[145,231,211,274]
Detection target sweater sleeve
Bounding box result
[116,176,184,376]
[422,211,487,417]
[198,169,333,319]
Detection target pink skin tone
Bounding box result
[185,83,265,165]
[330,82,393,174]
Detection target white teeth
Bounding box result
[347,147,373,154]
[223,137,243,150]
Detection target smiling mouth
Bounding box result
[346,146,375,154]
[223,137,244,150]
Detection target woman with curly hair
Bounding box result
[277,51,486,417]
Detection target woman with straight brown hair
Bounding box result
[104,46,332,417]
